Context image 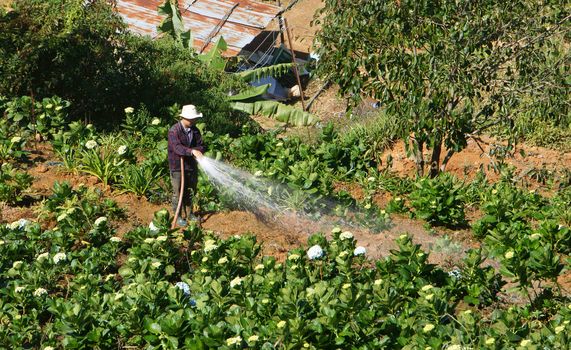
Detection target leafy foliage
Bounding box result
[314,0,569,177]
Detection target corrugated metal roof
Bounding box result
[116,0,282,56]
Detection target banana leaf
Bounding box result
[238,63,296,82]
[227,84,270,101]
[157,1,192,50]
[231,101,318,127]
[197,37,228,71]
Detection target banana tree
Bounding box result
[157,0,317,127]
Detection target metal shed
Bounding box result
[115,0,282,56]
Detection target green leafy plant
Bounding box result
[409,173,467,227]
[0,163,33,204]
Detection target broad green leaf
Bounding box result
[197,37,228,71]
[238,63,296,82]
[227,84,270,101]
[230,101,318,127]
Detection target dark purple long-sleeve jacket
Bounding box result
[167,122,206,172]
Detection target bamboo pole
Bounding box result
[283,18,306,110]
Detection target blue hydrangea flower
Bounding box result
[175,281,191,295]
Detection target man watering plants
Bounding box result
[167,104,206,227]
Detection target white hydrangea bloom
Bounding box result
[124,107,134,114]
[15,286,25,293]
[117,145,127,155]
[226,336,242,346]
[33,288,48,296]
[504,251,515,259]
[340,231,353,240]
[94,216,107,227]
[149,221,159,232]
[10,218,29,230]
[110,237,122,243]
[307,245,324,260]
[353,246,366,256]
[36,252,49,262]
[374,279,383,286]
[230,276,242,288]
[247,335,259,342]
[53,252,66,264]
[85,140,98,149]
[151,118,161,125]
[204,239,218,252]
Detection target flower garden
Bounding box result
[1,0,570,349]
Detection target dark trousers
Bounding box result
[170,170,198,218]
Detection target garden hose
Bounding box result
[171,156,185,229]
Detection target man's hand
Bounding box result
[191,149,203,159]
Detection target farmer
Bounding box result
[168,104,206,226]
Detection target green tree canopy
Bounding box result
[314,0,570,177]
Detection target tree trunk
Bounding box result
[429,141,442,178]
[410,135,425,177]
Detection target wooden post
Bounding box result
[283,18,306,110]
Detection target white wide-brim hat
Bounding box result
[180,104,203,120]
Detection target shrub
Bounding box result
[409,173,467,227]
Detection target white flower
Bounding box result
[94,216,107,226]
[85,140,98,149]
[36,252,49,262]
[423,323,435,332]
[175,281,191,295]
[12,261,23,269]
[204,239,218,252]
[307,245,324,260]
[504,250,515,259]
[43,347,55,350]
[10,136,22,143]
[0,239,4,245]
[254,264,264,271]
[218,257,228,264]
[374,279,383,286]
[277,320,286,328]
[226,336,242,346]
[340,231,353,240]
[33,288,48,296]
[110,237,122,243]
[149,221,159,232]
[353,246,366,256]
[144,238,155,244]
[202,257,208,263]
[124,107,134,114]
[485,337,495,345]
[151,261,162,268]
[117,145,128,155]
[156,235,168,242]
[53,252,66,264]
[247,335,259,342]
[288,254,300,261]
[10,218,29,230]
[151,118,161,125]
[520,339,531,347]
[554,325,565,334]
[14,286,25,293]
[230,276,242,288]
